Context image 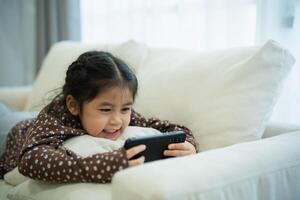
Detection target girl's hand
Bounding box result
[126,145,146,167]
[164,141,196,157]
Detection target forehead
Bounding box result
[91,87,133,104]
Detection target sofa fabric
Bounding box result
[112,130,300,200]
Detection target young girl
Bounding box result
[0,51,198,184]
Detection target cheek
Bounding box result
[81,115,108,134]
[122,113,132,127]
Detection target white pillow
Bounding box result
[134,40,295,151]
[6,126,161,200]
[63,126,161,157]
[25,40,148,112]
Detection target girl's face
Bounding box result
[67,87,133,140]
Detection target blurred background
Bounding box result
[0,0,299,123]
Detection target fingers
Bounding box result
[165,141,196,157]
[128,156,145,167]
[126,145,146,167]
[168,143,189,151]
[126,145,146,166]
[126,144,146,159]
[164,149,191,157]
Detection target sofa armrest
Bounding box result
[262,122,300,138]
[112,131,300,200]
[0,86,32,111]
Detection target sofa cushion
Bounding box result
[25,40,148,112]
[134,40,295,151]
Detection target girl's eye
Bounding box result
[122,107,131,112]
[99,108,111,112]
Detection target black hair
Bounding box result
[62,51,138,107]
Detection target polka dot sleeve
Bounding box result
[0,119,34,178]
[18,99,129,183]
[129,110,199,152]
[19,145,128,183]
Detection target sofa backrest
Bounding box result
[25,40,295,151]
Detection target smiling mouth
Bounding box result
[103,129,120,134]
[102,129,121,139]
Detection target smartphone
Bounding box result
[124,131,186,162]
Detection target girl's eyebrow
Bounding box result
[123,102,133,106]
[99,102,133,106]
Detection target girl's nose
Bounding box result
[110,113,122,125]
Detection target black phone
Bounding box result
[124,131,186,162]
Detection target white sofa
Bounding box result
[0,40,300,200]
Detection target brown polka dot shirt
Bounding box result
[0,96,198,183]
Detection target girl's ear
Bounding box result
[66,95,80,116]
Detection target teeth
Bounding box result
[105,129,118,133]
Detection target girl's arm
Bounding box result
[130,110,199,152]
[18,111,129,184]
